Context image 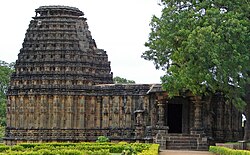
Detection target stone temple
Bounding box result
[5,6,243,150]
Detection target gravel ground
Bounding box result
[159,150,215,155]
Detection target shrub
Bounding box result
[55,149,83,155]
[11,145,25,151]
[109,145,124,153]
[85,149,110,155]
[131,143,150,153]
[8,150,40,155]
[18,143,38,149]
[209,146,250,155]
[0,142,158,155]
[0,145,10,152]
[33,145,54,151]
[96,136,109,143]
[137,144,159,155]
[37,149,56,155]
[48,142,77,147]
[118,142,128,145]
[121,146,135,155]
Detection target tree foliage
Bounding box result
[0,60,14,126]
[113,76,136,84]
[143,0,250,109]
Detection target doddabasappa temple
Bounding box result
[4,6,243,150]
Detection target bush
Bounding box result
[209,146,250,155]
[85,149,110,155]
[96,136,109,143]
[137,144,159,155]
[131,143,150,153]
[36,149,55,155]
[0,142,158,155]
[55,149,83,155]
[118,142,128,145]
[11,145,25,151]
[0,145,10,152]
[33,145,54,151]
[121,146,135,155]
[18,143,38,149]
[109,145,124,153]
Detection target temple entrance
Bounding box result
[167,103,182,133]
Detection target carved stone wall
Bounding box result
[5,6,243,149]
[6,76,157,143]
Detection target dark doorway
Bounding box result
[167,104,182,133]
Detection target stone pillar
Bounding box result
[19,95,25,128]
[225,102,232,141]
[40,95,46,128]
[9,96,14,128]
[102,96,109,128]
[61,96,65,128]
[96,96,102,128]
[52,95,59,128]
[73,96,78,129]
[134,110,145,140]
[66,96,73,128]
[28,96,35,128]
[216,98,224,140]
[191,96,204,134]
[12,96,17,128]
[35,96,40,129]
[157,100,165,127]
[90,96,96,128]
[79,96,85,129]
[23,96,29,128]
[125,96,132,128]
[6,97,11,127]
[48,95,53,128]
[154,99,168,150]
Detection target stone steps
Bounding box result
[166,134,208,150]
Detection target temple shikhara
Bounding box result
[5,6,244,150]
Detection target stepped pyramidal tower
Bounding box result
[5,6,243,150]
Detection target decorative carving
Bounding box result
[4,5,243,149]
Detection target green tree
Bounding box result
[0,60,14,126]
[142,0,250,138]
[113,76,136,84]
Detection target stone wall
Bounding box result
[5,6,244,150]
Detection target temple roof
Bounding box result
[35,5,84,17]
[8,6,113,96]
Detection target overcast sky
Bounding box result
[0,0,164,84]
